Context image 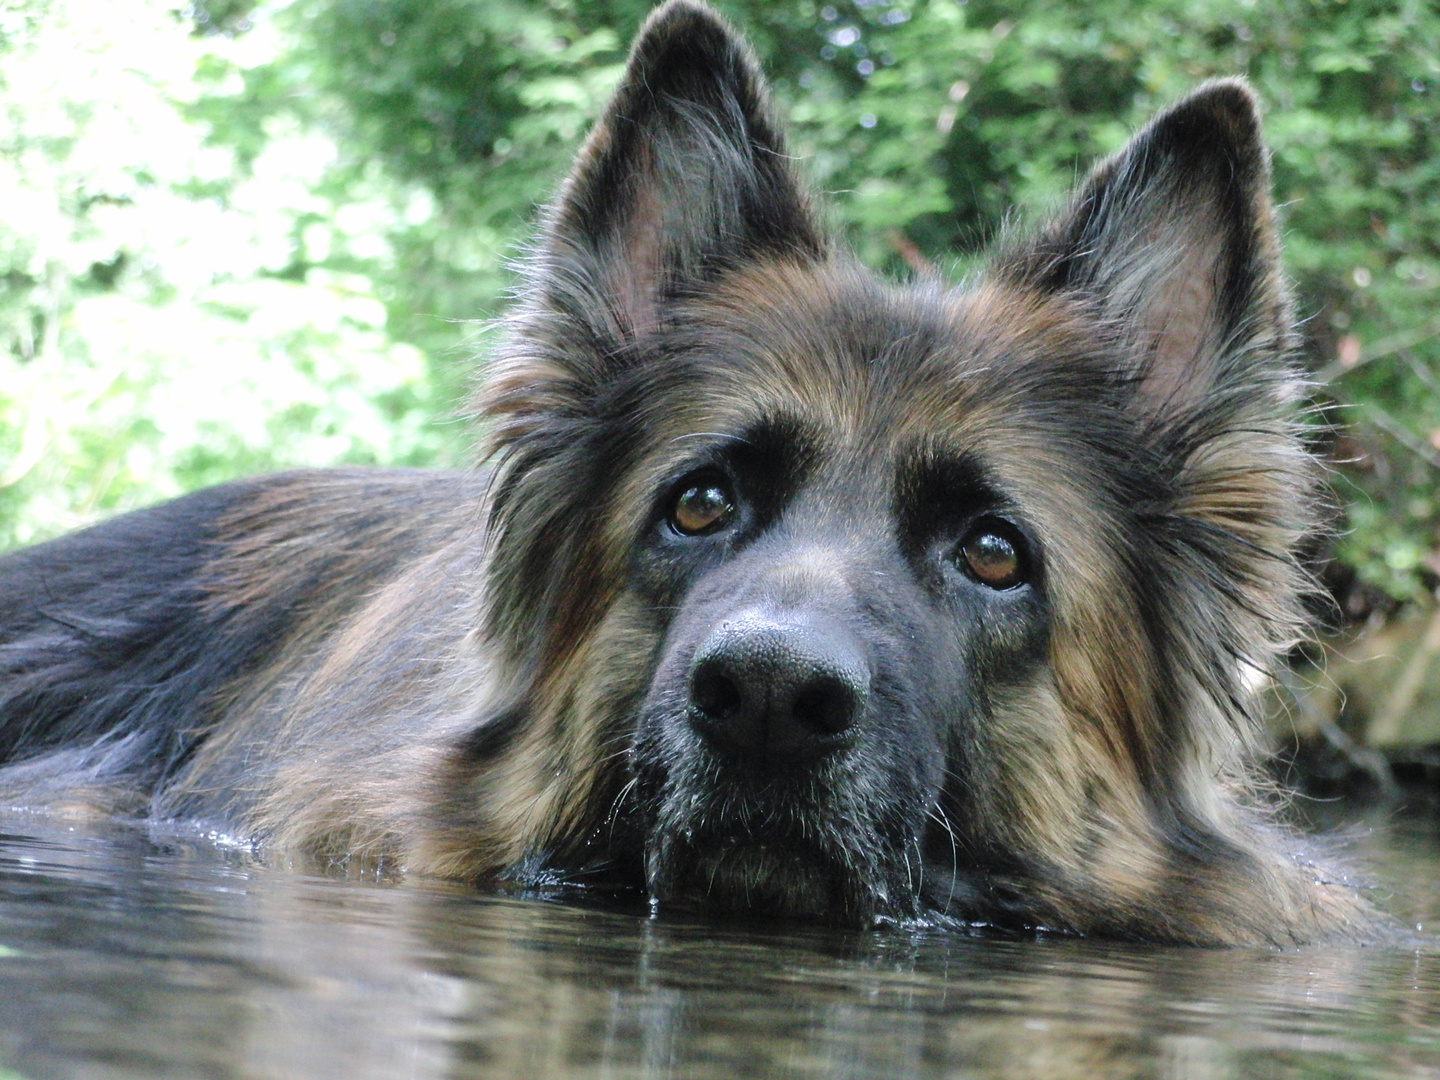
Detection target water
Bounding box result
[0,808,1437,1080]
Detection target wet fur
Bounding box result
[0,2,1374,943]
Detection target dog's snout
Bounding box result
[687,615,869,763]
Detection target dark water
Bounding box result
[0,809,1437,1080]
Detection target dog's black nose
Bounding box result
[687,615,869,763]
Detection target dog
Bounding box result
[0,0,1373,944]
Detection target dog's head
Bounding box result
[473,2,1324,940]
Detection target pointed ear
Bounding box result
[536,0,824,344]
[1005,80,1293,417]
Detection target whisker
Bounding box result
[927,805,961,914]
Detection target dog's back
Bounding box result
[0,470,484,820]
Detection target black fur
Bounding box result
[0,480,284,788]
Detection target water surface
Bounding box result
[0,808,1436,1079]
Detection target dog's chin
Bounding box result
[651,838,872,924]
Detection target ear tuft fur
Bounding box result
[1005,78,1293,420]
[1001,80,1319,819]
[532,0,823,347]
[475,1,826,671]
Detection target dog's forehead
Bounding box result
[671,258,1119,460]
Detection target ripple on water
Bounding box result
[0,809,1436,1080]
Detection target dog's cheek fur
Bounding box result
[970,365,1356,943]
[417,596,662,879]
[854,256,1362,943]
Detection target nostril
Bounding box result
[790,675,859,738]
[690,660,743,722]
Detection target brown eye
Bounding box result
[958,521,1025,589]
[670,476,736,536]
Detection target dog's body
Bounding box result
[0,2,1373,943]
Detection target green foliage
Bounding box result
[0,0,446,547]
[1,0,1437,606]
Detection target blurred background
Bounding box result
[0,0,1436,792]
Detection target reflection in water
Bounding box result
[0,811,1436,1079]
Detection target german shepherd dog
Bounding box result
[0,1,1372,944]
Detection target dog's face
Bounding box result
[474,2,1313,936]
[621,270,1100,923]
[631,346,1046,919]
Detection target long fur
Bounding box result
[0,1,1375,944]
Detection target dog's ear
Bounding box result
[1006,80,1292,418]
[478,1,824,669]
[532,0,823,345]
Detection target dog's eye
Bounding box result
[957,519,1026,590]
[669,475,736,536]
